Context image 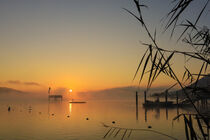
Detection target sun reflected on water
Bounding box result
[69,103,72,114]
[0,99,193,140]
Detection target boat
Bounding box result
[69,99,87,104]
[69,101,86,104]
[143,100,174,107]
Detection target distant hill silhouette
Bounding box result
[0,87,24,94]
[161,75,210,98]
[190,75,210,88]
[77,86,169,100]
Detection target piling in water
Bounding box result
[136,91,138,107]
[136,91,138,120]
[165,90,168,106]
[144,91,147,103]
[176,92,179,106]
[8,106,11,112]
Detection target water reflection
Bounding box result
[143,105,182,122]
[69,103,72,114]
[136,92,138,121]
[0,99,195,140]
[145,107,147,122]
[154,108,160,120]
[166,107,168,120]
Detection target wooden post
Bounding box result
[48,87,51,101]
[136,91,138,121]
[145,107,147,122]
[165,90,168,106]
[206,99,208,106]
[176,92,178,106]
[144,91,147,103]
[136,91,138,106]
[48,87,51,95]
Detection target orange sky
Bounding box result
[0,0,209,93]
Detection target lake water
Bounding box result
[0,98,196,140]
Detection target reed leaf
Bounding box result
[154,28,156,42]
[133,0,140,13]
[196,115,207,139]
[121,129,127,140]
[150,52,164,85]
[104,128,112,138]
[148,51,158,88]
[133,49,149,81]
[128,129,132,138]
[204,62,208,73]
[123,8,143,25]
[109,128,116,137]
[193,62,205,92]
[182,70,187,81]
[114,129,121,137]
[194,0,210,27]
[184,115,190,140]
[139,5,148,9]
[139,52,151,84]
[173,114,183,121]
[178,20,197,41]
[155,52,174,80]
[184,115,197,140]
[166,0,193,31]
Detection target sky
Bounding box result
[0,0,209,93]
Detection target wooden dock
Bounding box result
[48,87,62,101]
[48,95,63,101]
[142,90,192,108]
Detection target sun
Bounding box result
[69,89,73,93]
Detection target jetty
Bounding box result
[143,90,192,108]
[48,87,63,101]
[143,90,177,107]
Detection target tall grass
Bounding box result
[125,0,210,139]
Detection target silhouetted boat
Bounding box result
[143,100,174,107]
[69,98,86,103]
[143,100,192,108]
[69,101,86,104]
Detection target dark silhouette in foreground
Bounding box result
[8,106,11,112]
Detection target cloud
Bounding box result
[7,80,21,84]
[6,80,41,86]
[23,82,41,86]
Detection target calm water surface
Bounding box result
[0,98,195,140]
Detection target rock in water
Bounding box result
[8,106,11,112]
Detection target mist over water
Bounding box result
[0,89,196,140]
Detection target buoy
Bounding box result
[8,106,11,112]
[86,118,89,120]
